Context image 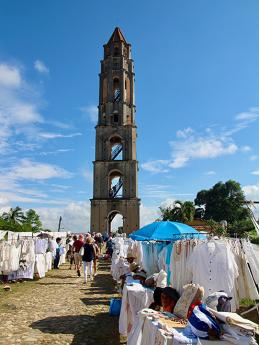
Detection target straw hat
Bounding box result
[129,262,139,272]
[126,252,136,259]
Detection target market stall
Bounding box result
[111,222,259,345]
[0,231,68,287]
[119,281,154,336]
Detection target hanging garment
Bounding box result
[10,243,21,272]
[0,242,11,273]
[187,240,239,309]
[141,243,153,275]
[35,253,46,278]
[35,239,48,254]
[171,240,197,294]
[242,240,259,285]
[236,250,259,302]
[127,309,158,345]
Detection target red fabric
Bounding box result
[187,300,202,319]
[163,301,176,313]
[73,240,84,253]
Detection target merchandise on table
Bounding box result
[112,236,259,345]
[0,231,68,285]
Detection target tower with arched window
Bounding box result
[90,27,140,234]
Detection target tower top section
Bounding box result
[98,27,135,127]
[106,27,129,46]
[103,27,131,59]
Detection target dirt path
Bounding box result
[0,261,123,345]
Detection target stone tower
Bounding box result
[90,27,140,235]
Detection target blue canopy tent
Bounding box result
[129,221,206,241]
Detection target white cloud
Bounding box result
[235,111,259,122]
[140,184,192,200]
[169,137,237,168]
[142,109,252,171]
[36,201,91,232]
[238,183,259,218]
[0,191,66,205]
[140,203,160,226]
[51,184,71,190]
[80,105,98,123]
[8,158,73,180]
[34,60,49,74]
[251,170,259,176]
[39,132,82,139]
[141,160,169,173]
[240,145,251,153]
[40,149,74,156]
[141,184,174,199]
[0,63,21,87]
[176,127,194,138]
[35,196,202,232]
[250,155,258,161]
[205,171,216,175]
[0,61,44,154]
[36,201,160,232]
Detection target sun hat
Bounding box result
[129,262,139,272]
[86,237,94,244]
[126,252,136,259]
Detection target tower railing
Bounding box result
[111,144,123,160]
[109,178,123,198]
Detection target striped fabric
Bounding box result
[114,89,121,101]
[188,304,221,339]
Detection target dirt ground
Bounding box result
[0,261,125,345]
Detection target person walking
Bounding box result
[82,237,96,284]
[72,234,84,277]
[66,235,75,270]
[92,239,99,276]
[106,236,113,257]
[94,233,104,253]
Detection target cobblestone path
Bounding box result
[0,261,123,345]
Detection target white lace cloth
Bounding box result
[119,283,154,336]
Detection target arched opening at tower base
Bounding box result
[108,211,123,235]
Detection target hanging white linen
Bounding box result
[35,253,46,278]
[187,240,239,310]
[119,283,154,336]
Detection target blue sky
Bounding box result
[0,1,259,231]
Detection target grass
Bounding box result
[239,298,257,308]
[0,270,54,311]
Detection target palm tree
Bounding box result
[160,200,195,223]
[2,206,25,224]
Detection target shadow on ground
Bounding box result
[81,297,109,306]
[30,313,121,345]
[31,260,123,345]
[37,282,77,286]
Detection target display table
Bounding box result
[119,282,154,336]
[127,309,235,345]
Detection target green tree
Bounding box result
[194,180,249,224]
[23,209,42,232]
[228,218,254,237]
[0,207,43,232]
[160,200,195,223]
[0,217,22,231]
[2,206,25,224]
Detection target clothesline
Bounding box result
[0,236,67,281]
[111,236,259,312]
